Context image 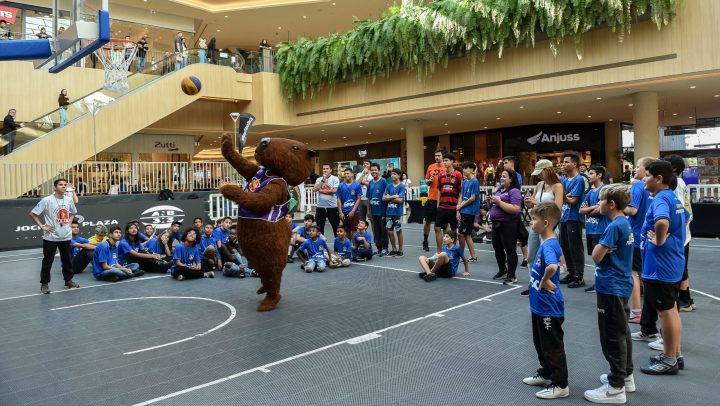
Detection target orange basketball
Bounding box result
[181,76,202,95]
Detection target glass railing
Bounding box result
[0,49,236,158]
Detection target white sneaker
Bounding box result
[536,385,569,399]
[559,265,568,278]
[600,373,635,393]
[584,383,626,404]
[523,374,552,387]
[648,338,664,351]
[630,331,659,342]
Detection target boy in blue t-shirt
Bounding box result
[337,168,363,235]
[418,230,468,282]
[352,220,373,261]
[456,162,480,262]
[638,160,687,376]
[299,225,329,273]
[383,168,406,257]
[92,226,140,282]
[367,163,389,256]
[623,157,653,322]
[584,184,635,403]
[559,153,586,288]
[579,166,610,293]
[70,220,95,274]
[330,225,353,268]
[523,202,569,399]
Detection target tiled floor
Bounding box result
[1,226,718,405]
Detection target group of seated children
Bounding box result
[288,213,376,273]
[69,216,256,283]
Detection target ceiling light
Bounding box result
[444,123,448,126]
[484,126,488,129]
[456,113,461,116]
[447,131,451,134]
[342,136,347,139]
[556,111,562,114]
[587,115,592,118]
[277,26,282,30]
[365,141,369,144]
[714,94,720,98]
[216,29,220,32]
[519,106,524,109]
[320,129,325,132]
[368,132,372,135]
[689,116,694,119]
[596,97,602,100]
[609,119,614,122]
[673,113,678,116]
[389,138,393,141]
[303,15,307,19]
[359,125,363,128]
[224,15,228,18]
[400,127,404,130]
[496,117,500,120]
[323,139,326,141]
[690,85,696,89]
[344,144,348,146]
[628,103,634,107]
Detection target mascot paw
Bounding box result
[221,133,234,147]
[256,286,266,295]
[257,294,282,312]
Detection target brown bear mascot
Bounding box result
[220,124,316,312]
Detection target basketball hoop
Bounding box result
[94,38,137,93]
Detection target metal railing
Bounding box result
[0,161,246,198]
[688,184,720,203]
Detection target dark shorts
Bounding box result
[428,260,453,278]
[516,219,529,246]
[424,199,438,223]
[642,279,680,312]
[458,214,475,236]
[435,208,458,230]
[632,247,642,274]
[586,234,601,256]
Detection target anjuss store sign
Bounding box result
[501,123,603,153]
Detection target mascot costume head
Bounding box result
[220,114,317,311]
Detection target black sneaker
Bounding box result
[423,273,437,282]
[568,279,586,288]
[468,257,478,263]
[40,284,50,294]
[287,256,294,263]
[641,353,679,375]
[650,353,685,370]
[300,264,305,271]
[419,272,427,279]
[422,241,430,252]
[584,284,596,293]
[520,259,528,268]
[560,275,573,284]
[520,289,530,296]
[387,251,397,257]
[395,251,404,258]
[492,270,507,280]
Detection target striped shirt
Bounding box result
[437,169,463,209]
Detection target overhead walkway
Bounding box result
[0,54,252,199]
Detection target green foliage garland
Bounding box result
[276,0,682,100]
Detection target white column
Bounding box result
[632,92,660,160]
[405,120,424,183]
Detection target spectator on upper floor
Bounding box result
[3,109,25,154]
[36,27,51,39]
[0,20,12,40]
[136,35,149,71]
[58,89,70,127]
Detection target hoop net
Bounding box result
[94,40,138,93]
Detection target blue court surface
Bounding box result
[1,225,719,405]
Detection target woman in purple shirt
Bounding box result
[489,168,523,285]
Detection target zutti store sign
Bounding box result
[502,123,604,154]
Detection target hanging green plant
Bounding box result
[276,0,682,100]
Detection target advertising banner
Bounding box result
[1,193,210,251]
[0,6,18,24]
[502,123,604,153]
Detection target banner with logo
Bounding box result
[501,123,604,154]
[0,6,18,24]
[1,193,210,251]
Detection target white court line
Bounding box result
[133,285,519,406]
[51,296,236,355]
[0,252,43,258]
[690,289,720,301]
[0,275,170,302]
[354,262,505,285]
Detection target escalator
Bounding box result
[0,51,252,199]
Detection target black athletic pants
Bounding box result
[173,264,211,280]
[315,207,340,237]
[492,219,519,278]
[72,250,94,274]
[531,313,568,388]
[560,221,585,280]
[41,239,74,284]
[371,214,388,251]
[597,294,634,388]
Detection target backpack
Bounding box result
[158,189,174,201]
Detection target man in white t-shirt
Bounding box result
[313,164,340,237]
[355,161,373,223]
[29,178,80,294]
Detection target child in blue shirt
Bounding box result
[172,228,215,281]
[92,226,142,282]
[457,162,480,262]
[352,220,373,261]
[579,166,611,293]
[638,160,687,376]
[299,225,329,273]
[418,230,468,282]
[383,168,406,257]
[367,163,389,256]
[584,184,635,403]
[559,153,587,288]
[330,225,353,268]
[523,202,569,399]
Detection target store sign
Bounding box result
[1,195,207,250]
[0,6,18,24]
[526,131,581,145]
[358,149,368,158]
[154,141,180,152]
